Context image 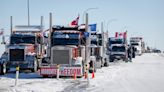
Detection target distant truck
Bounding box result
[110,44,128,62]
[0,24,44,75]
[108,32,128,62]
[130,37,145,55]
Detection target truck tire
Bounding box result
[0,63,7,75]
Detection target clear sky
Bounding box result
[0,0,164,54]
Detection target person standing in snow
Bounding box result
[127,45,132,62]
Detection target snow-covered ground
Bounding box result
[0,53,164,92]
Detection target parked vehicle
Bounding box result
[108,32,128,62]
[0,17,44,75]
[130,37,145,55]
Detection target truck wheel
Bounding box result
[0,63,7,75]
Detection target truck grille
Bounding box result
[52,49,70,64]
[9,49,24,61]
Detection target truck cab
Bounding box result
[110,44,127,62]
[130,37,143,55]
[109,37,128,62]
[40,26,87,77]
[0,25,44,75]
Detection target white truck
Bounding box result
[130,37,144,55]
[108,31,128,62]
[109,37,128,62]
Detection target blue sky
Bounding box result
[0,0,164,53]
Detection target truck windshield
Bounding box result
[109,38,125,46]
[110,39,123,45]
[10,35,35,44]
[91,40,97,45]
[131,43,139,46]
[112,46,125,52]
[51,32,80,45]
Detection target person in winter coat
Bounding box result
[127,45,132,62]
[132,46,136,58]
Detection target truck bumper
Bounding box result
[39,66,83,77]
[110,54,126,60]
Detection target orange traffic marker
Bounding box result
[92,71,95,79]
[84,72,87,79]
[73,72,76,80]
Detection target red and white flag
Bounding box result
[115,31,127,39]
[70,15,79,26]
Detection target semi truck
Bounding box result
[39,25,91,77]
[39,13,92,77]
[108,32,128,62]
[130,37,145,55]
[0,17,44,75]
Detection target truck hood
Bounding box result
[8,44,35,55]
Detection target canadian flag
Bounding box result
[115,31,127,38]
[70,15,79,26]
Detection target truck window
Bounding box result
[131,43,139,46]
[112,46,125,52]
[10,35,35,44]
[51,32,80,46]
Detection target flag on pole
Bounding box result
[70,15,79,26]
[115,32,118,38]
[89,24,97,32]
[115,31,127,39]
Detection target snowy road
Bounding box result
[0,53,164,92]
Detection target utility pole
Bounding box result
[27,0,30,26]
[101,22,105,55]
[49,13,52,64]
[10,16,13,34]
[85,13,90,85]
